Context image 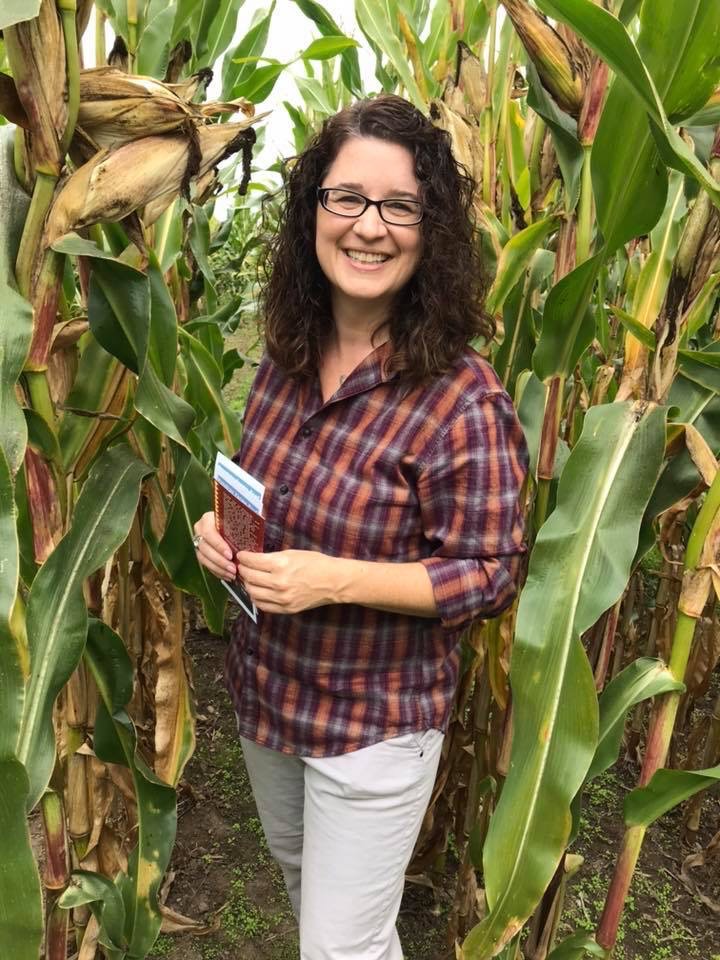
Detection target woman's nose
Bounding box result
[352,203,388,239]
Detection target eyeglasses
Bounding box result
[317,187,423,226]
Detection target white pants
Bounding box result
[240,729,444,960]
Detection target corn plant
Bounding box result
[0,1,269,957]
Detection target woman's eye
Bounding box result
[336,193,362,205]
[386,200,416,214]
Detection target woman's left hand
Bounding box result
[236,549,342,614]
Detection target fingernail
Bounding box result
[225,550,232,560]
[226,567,236,577]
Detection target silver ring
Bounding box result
[192,533,203,550]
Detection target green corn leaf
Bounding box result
[0,447,24,759]
[222,2,276,100]
[0,128,31,477]
[203,0,247,69]
[608,306,656,351]
[296,75,335,115]
[487,215,559,314]
[179,329,242,455]
[637,380,720,561]
[532,252,603,381]
[158,450,226,635]
[625,763,720,827]
[546,932,609,960]
[0,1,41,29]
[291,0,363,94]
[536,0,720,214]
[587,658,685,783]
[462,401,666,958]
[136,1,177,78]
[59,871,126,959]
[355,0,426,110]
[0,760,43,960]
[525,61,584,213]
[300,36,359,60]
[84,619,176,956]
[17,445,153,810]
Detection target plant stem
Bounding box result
[534,374,565,532]
[127,0,139,72]
[15,169,57,298]
[596,467,720,950]
[57,0,80,156]
[483,3,498,209]
[576,146,593,264]
[95,8,107,65]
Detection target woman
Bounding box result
[192,94,528,960]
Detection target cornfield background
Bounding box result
[1,1,720,958]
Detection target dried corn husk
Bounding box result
[3,0,68,172]
[76,68,254,150]
[45,119,257,245]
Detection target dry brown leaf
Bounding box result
[685,423,719,487]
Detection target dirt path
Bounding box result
[147,629,720,960]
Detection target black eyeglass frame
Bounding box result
[316,187,424,226]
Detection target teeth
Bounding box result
[346,250,389,263]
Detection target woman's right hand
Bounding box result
[193,511,237,581]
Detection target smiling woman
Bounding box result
[192,94,529,960]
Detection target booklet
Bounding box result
[213,452,265,623]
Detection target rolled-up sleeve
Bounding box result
[417,389,529,630]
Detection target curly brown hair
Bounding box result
[259,94,493,384]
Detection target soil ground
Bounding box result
[147,622,720,960]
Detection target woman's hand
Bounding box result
[192,511,237,581]
[236,549,341,615]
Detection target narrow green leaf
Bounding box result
[158,452,226,635]
[296,75,335,115]
[135,366,195,447]
[188,206,216,285]
[291,0,363,93]
[232,62,286,104]
[136,2,177,78]
[0,446,24,758]
[625,763,720,827]
[0,1,41,29]
[487,216,558,314]
[355,0,426,110]
[463,402,667,957]
[300,35,359,60]
[587,659,684,783]
[17,445,153,810]
[533,253,603,380]
[179,329,242,454]
[203,0,246,69]
[0,128,32,476]
[84,620,176,956]
[525,62,584,213]
[0,760,43,960]
[221,2,276,101]
[59,871,126,955]
[546,932,609,960]
[608,305,656,350]
[147,253,178,388]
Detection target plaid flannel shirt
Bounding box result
[226,341,528,756]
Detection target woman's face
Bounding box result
[316,136,423,319]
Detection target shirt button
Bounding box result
[279,483,289,495]
[246,647,255,656]
[301,426,312,438]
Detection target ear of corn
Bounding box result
[44,119,257,245]
[501,0,585,117]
